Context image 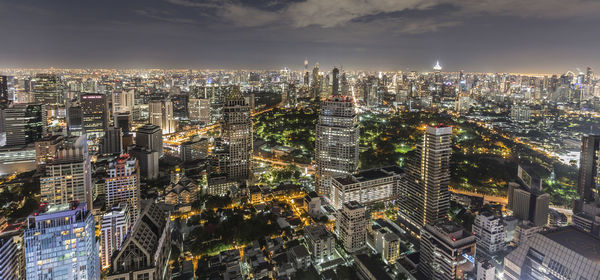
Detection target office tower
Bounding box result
[112,89,134,113]
[105,154,141,222]
[330,166,404,209]
[304,224,335,263]
[114,111,132,134]
[399,126,452,233]
[33,74,62,105]
[136,123,163,156]
[24,202,100,280]
[508,186,549,226]
[188,98,211,123]
[419,221,476,280]
[34,135,64,166]
[336,201,367,253]
[127,145,159,180]
[311,63,320,100]
[149,99,176,134]
[221,86,252,182]
[578,134,600,203]
[2,103,44,146]
[100,203,130,268]
[340,73,349,95]
[315,95,359,196]
[472,212,506,254]
[66,100,83,136]
[504,227,600,280]
[106,202,171,280]
[0,76,8,103]
[101,127,123,155]
[180,136,209,162]
[81,93,108,138]
[40,135,93,208]
[332,67,340,95]
[0,225,24,280]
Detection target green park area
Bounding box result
[253,108,578,206]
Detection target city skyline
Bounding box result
[1,0,600,72]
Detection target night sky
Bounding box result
[1,0,600,73]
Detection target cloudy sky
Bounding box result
[1,0,599,73]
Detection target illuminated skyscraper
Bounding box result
[577,134,600,203]
[149,99,176,134]
[2,103,44,146]
[100,203,130,268]
[311,63,320,101]
[80,93,108,138]
[24,202,99,280]
[332,67,340,96]
[40,135,93,208]
[315,95,359,196]
[399,126,452,233]
[105,154,141,222]
[32,74,62,105]
[221,86,252,182]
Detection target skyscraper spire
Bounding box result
[433,60,442,71]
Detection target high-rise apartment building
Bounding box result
[100,203,130,268]
[40,135,93,208]
[399,126,452,233]
[472,212,506,254]
[315,95,359,196]
[81,93,108,138]
[24,202,100,280]
[106,202,171,280]
[105,154,141,222]
[336,201,367,253]
[149,99,176,134]
[136,123,163,157]
[419,221,476,280]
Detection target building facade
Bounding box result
[105,154,141,222]
[315,95,359,196]
[419,222,476,280]
[24,202,99,280]
[336,201,367,253]
[399,126,452,233]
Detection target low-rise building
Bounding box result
[330,166,404,209]
[304,224,335,263]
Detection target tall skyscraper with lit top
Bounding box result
[220,86,253,183]
[24,202,99,280]
[399,125,452,233]
[315,94,359,196]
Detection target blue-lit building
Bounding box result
[24,202,99,280]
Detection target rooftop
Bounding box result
[543,226,600,264]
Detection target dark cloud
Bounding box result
[0,0,599,72]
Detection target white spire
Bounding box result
[433,60,442,71]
